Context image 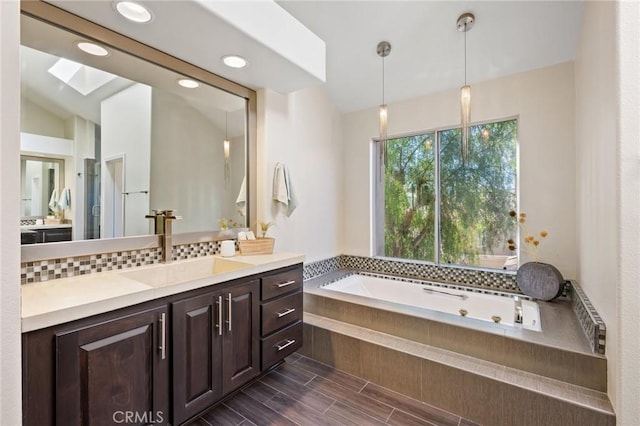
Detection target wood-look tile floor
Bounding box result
[188,353,480,426]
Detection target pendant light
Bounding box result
[457,12,475,164]
[224,112,230,187]
[377,41,391,165]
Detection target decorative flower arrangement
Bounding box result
[508,210,548,262]
[257,221,274,238]
[218,210,245,230]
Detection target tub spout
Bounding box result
[514,297,523,325]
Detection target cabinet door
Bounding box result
[222,279,260,393]
[55,306,169,426]
[172,292,223,425]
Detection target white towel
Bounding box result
[272,162,298,217]
[48,188,58,211]
[58,188,71,210]
[236,176,247,213]
[283,164,298,217]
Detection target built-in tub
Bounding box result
[322,274,541,331]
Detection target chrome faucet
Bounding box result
[514,296,524,325]
[146,209,182,263]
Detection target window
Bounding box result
[375,119,518,269]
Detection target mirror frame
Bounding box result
[20,154,65,218]
[20,0,257,241]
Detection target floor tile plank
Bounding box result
[264,392,344,426]
[459,418,481,426]
[361,382,460,426]
[187,418,212,426]
[295,355,368,392]
[387,409,439,426]
[200,403,245,426]
[307,376,393,421]
[261,370,336,413]
[241,380,280,403]
[275,360,318,385]
[324,400,388,426]
[223,392,296,426]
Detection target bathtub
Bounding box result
[322,274,541,332]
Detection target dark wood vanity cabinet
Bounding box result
[260,267,304,369]
[172,279,260,425]
[23,264,302,426]
[22,304,170,426]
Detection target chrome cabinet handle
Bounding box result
[277,308,296,318]
[227,293,232,332]
[276,280,296,288]
[159,312,166,360]
[275,339,296,351]
[216,295,222,336]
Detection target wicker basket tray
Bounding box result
[238,237,275,255]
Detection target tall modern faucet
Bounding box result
[146,209,182,263]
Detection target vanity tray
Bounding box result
[238,237,275,255]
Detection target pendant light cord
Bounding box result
[225,112,228,139]
[382,54,385,105]
[464,25,467,86]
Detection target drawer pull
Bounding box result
[276,280,296,288]
[275,339,296,351]
[277,308,296,318]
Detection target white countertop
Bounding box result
[21,252,304,333]
[21,224,72,230]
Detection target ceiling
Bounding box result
[42,1,583,114]
[278,0,584,112]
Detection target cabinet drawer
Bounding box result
[261,292,302,336]
[261,267,302,300]
[261,321,302,369]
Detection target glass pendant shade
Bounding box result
[223,139,230,187]
[379,104,388,141]
[460,84,471,162]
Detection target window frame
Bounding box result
[373,115,520,271]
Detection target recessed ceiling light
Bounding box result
[221,55,248,69]
[115,1,152,23]
[177,79,199,89]
[76,42,109,57]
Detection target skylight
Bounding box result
[48,58,118,96]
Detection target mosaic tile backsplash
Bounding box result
[303,255,606,354]
[21,240,224,284]
[303,255,519,291]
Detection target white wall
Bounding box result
[615,2,640,423]
[576,1,640,422]
[150,89,231,233]
[342,62,577,278]
[0,0,22,423]
[257,85,342,262]
[101,83,152,237]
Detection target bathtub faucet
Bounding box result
[514,296,523,325]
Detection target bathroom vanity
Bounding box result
[21,253,303,426]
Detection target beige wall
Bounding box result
[257,85,342,262]
[20,98,66,138]
[342,62,577,278]
[0,1,22,423]
[576,0,640,422]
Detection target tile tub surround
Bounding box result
[305,271,606,392]
[301,314,615,426]
[303,255,606,354]
[21,252,304,332]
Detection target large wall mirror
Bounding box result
[20,4,256,245]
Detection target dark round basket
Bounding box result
[516,262,564,301]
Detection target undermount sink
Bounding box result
[119,257,253,288]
